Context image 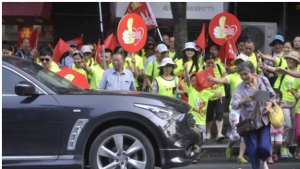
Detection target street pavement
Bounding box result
[157,156,299,169]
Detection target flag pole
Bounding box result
[156,27,163,41]
[99,2,106,69]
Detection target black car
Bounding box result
[2,56,202,169]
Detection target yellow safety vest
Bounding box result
[155,76,178,98]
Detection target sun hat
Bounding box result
[231,53,249,65]
[182,42,198,51]
[81,45,92,54]
[158,57,177,68]
[284,51,300,63]
[269,35,284,47]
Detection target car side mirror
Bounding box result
[15,81,36,96]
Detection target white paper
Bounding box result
[248,90,271,101]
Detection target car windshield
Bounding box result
[3,57,84,94]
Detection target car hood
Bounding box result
[62,89,191,113]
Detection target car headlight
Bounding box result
[134,104,174,119]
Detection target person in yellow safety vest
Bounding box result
[38,46,61,73]
[173,42,202,76]
[183,61,222,164]
[203,52,227,141]
[207,54,249,164]
[71,50,91,81]
[81,45,95,83]
[144,43,169,92]
[89,48,112,90]
[152,57,184,98]
[259,51,300,159]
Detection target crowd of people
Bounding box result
[2,33,300,169]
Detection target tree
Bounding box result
[171,2,187,60]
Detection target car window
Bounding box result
[2,67,41,94]
[3,57,83,94]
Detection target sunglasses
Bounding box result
[186,49,195,52]
[40,58,50,62]
[160,51,168,55]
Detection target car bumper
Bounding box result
[155,113,203,168]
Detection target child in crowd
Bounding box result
[184,62,222,163]
[268,89,298,164]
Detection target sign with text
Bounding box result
[17,25,33,48]
[209,12,241,46]
[115,2,225,20]
[117,13,147,53]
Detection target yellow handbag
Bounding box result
[268,104,284,129]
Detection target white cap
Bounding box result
[182,42,198,51]
[81,45,92,53]
[231,54,249,65]
[158,57,177,68]
[156,44,168,53]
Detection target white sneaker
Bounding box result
[216,134,225,141]
[205,133,211,140]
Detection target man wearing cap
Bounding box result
[141,36,156,65]
[208,54,249,164]
[99,52,136,91]
[60,41,76,68]
[81,45,95,83]
[144,43,169,91]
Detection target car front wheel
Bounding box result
[89,126,155,169]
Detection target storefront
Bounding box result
[2,2,54,48]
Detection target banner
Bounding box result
[125,2,157,30]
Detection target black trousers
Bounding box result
[206,97,226,122]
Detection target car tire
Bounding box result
[89,126,155,169]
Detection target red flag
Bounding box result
[205,32,209,49]
[125,2,157,30]
[57,67,89,89]
[178,72,188,102]
[30,28,39,49]
[218,39,237,67]
[66,36,83,50]
[195,66,216,92]
[104,33,118,52]
[95,39,102,65]
[53,39,71,63]
[195,23,206,52]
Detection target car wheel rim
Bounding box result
[96,134,147,169]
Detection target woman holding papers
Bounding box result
[232,61,276,169]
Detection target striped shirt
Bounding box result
[99,68,136,91]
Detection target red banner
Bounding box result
[57,67,89,89]
[125,2,157,30]
[209,12,241,46]
[17,25,33,48]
